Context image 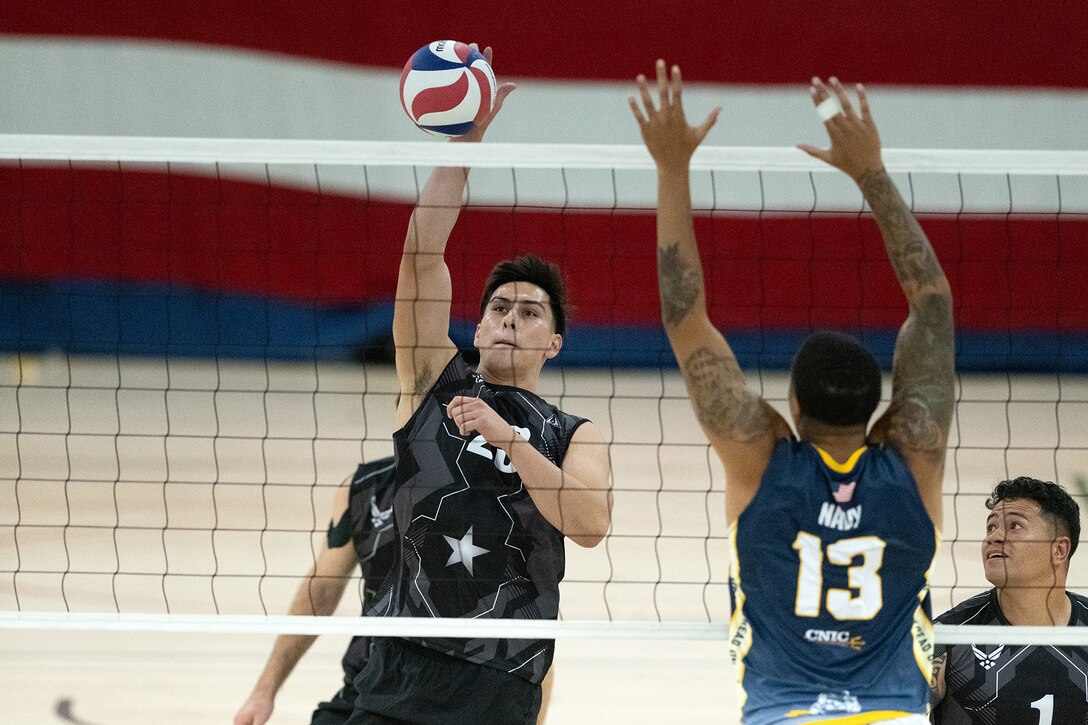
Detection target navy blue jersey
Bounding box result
[730,439,937,724]
[369,353,587,684]
[933,589,1088,724]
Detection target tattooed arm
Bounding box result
[631,61,790,521]
[799,78,954,526]
[929,652,948,708]
[392,47,516,429]
[861,168,954,525]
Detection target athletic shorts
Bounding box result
[344,638,542,725]
[311,688,355,725]
[311,637,369,725]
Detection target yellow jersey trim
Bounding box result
[801,711,914,724]
[728,524,751,708]
[813,445,867,474]
[910,528,941,678]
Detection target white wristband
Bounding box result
[816,96,843,121]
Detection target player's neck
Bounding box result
[997,584,1071,626]
[800,421,867,463]
[476,361,540,392]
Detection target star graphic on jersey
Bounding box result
[443,526,490,576]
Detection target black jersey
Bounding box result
[370,353,587,684]
[337,457,398,677]
[933,589,1088,725]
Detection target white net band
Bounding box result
[2,613,1087,647]
[2,134,1088,175]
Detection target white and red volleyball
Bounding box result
[400,41,497,136]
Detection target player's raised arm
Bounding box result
[630,60,789,519]
[799,77,954,525]
[393,45,516,428]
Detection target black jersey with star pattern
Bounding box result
[369,353,587,684]
[933,588,1088,725]
[332,457,398,677]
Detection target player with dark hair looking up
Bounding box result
[931,477,1088,724]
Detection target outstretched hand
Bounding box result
[629,59,720,174]
[455,44,516,143]
[797,77,884,182]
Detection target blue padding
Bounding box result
[0,279,393,360]
[2,280,1086,372]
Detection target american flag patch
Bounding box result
[832,481,857,504]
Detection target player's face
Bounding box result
[982,499,1063,589]
[474,282,562,378]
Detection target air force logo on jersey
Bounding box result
[369,496,393,530]
[971,644,1005,670]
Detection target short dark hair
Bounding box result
[479,254,569,335]
[790,331,882,427]
[986,476,1081,558]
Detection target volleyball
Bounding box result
[400,41,497,136]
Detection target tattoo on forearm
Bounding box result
[929,653,946,704]
[658,244,701,327]
[888,295,956,452]
[859,170,942,290]
[682,348,770,442]
[862,170,956,450]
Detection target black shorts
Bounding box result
[345,638,542,725]
[311,637,369,725]
[311,687,355,725]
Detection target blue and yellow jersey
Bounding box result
[730,439,937,724]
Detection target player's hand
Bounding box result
[455,44,516,144]
[447,395,517,448]
[233,692,274,725]
[797,77,884,183]
[629,59,720,174]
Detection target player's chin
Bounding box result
[479,345,518,365]
[982,558,1012,587]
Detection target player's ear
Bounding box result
[545,333,562,360]
[474,323,482,348]
[1053,536,1072,566]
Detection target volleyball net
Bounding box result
[2,136,1088,646]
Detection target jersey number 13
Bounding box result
[793,532,886,620]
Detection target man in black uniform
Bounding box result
[234,455,558,725]
[346,45,613,725]
[931,476,1088,724]
[234,457,398,725]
